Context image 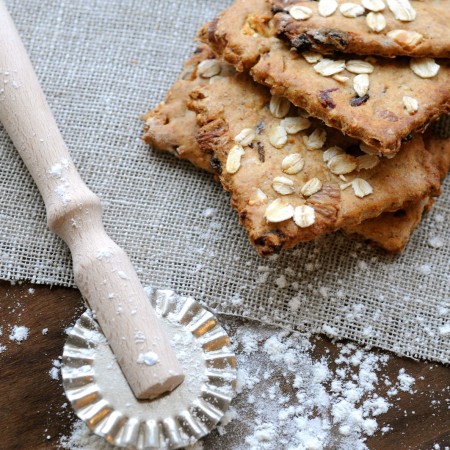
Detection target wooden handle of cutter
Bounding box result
[0,1,184,399]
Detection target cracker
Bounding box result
[189,70,443,255]
[344,133,450,251]
[342,198,431,252]
[199,0,450,155]
[272,0,450,58]
[142,45,233,172]
[424,132,450,179]
[143,47,449,254]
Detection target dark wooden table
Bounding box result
[0,280,449,450]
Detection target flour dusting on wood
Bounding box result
[9,325,29,342]
[58,318,431,450]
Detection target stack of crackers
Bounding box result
[143,0,450,256]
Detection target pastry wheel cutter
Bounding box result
[0,2,237,448]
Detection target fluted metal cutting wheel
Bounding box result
[61,289,237,449]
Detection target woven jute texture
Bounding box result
[1,0,449,363]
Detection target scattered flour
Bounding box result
[439,323,450,337]
[217,407,238,435]
[322,324,338,337]
[274,275,287,289]
[9,325,29,342]
[54,185,72,205]
[60,419,207,450]
[49,367,60,380]
[288,296,301,312]
[428,236,445,249]
[49,359,62,380]
[418,264,432,276]
[397,369,416,393]
[49,160,72,205]
[95,248,113,261]
[48,159,69,178]
[202,207,217,218]
[60,421,114,450]
[136,351,159,366]
[58,321,423,450]
[246,422,277,447]
[214,324,419,450]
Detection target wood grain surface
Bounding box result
[0,280,448,450]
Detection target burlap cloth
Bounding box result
[1,0,449,364]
